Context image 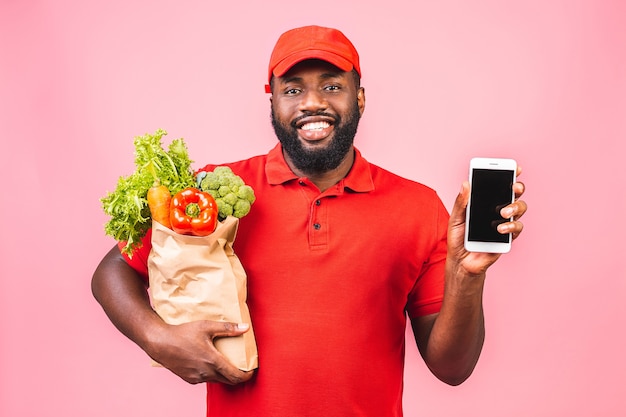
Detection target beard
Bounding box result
[271,102,361,176]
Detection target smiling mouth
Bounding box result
[300,121,331,131]
[293,114,337,141]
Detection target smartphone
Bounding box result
[464,157,517,253]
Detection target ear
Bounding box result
[357,87,366,117]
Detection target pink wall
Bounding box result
[1,1,625,416]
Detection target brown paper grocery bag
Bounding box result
[147,216,258,371]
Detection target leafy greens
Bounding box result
[101,129,196,256]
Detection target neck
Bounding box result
[284,148,355,192]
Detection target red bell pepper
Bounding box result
[170,187,218,236]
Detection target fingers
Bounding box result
[156,320,254,385]
[500,198,527,221]
[197,321,252,384]
[498,199,527,239]
[185,365,253,385]
[209,322,254,384]
[208,365,255,385]
[207,321,250,338]
[497,219,524,238]
[513,181,525,199]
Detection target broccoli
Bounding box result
[233,199,251,218]
[198,166,256,220]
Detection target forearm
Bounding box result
[91,246,165,352]
[419,261,486,385]
[92,246,254,384]
[414,176,526,385]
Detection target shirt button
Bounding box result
[313,223,321,230]
[299,180,306,186]
[315,200,321,206]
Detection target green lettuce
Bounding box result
[101,129,196,256]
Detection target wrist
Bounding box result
[444,259,486,295]
[133,310,170,356]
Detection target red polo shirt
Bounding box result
[122,143,449,417]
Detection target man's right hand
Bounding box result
[145,320,255,385]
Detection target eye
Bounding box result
[283,87,301,95]
[324,84,341,92]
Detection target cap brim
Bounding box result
[272,50,354,79]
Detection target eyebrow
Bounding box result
[280,72,345,85]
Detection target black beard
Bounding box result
[271,103,361,176]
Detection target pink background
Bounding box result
[1,1,625,416]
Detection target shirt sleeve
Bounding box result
[405,196,449,318]
[118,228,152,281]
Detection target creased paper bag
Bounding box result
[147,216,258,371]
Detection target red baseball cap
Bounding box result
[265,25,361,93]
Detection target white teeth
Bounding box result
[301,121,330,131]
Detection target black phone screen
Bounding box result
[467,168,514,243]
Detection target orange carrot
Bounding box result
[147,182,172,228]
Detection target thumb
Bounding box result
[450,181,470,228]
[203,321,250,338]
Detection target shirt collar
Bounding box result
[265,143,375,193]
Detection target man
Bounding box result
[92,25,527,416]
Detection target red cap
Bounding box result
[266,26,360,92]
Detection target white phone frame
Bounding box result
[464,157,517,253]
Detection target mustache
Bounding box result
[291,111,340,128]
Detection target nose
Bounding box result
[298,89,328,112]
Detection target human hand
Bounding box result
[447,166,527,276]
[145,320,254,385]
